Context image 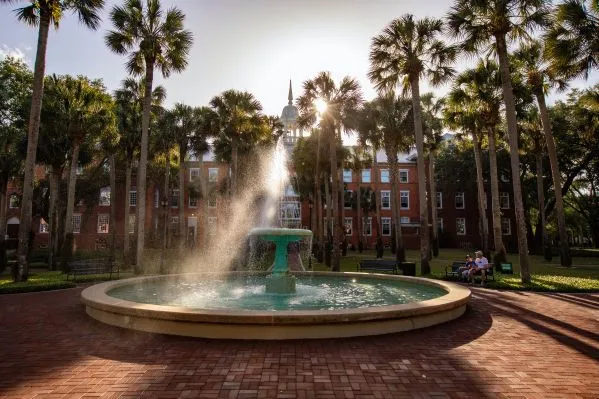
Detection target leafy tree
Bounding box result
[2,0,104,281]
[106,0,193,273]
[369,14,456,274]
[447,0,550,282]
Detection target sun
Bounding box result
[314,98,327,114]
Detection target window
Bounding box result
[344,217,352,236]
[8,194,19,209]
[73,214,81,234]
[76,164,83,176]
[170,189,179,208]
[189,194,198,208]
[381,190,391,209]
[39,218,49,233]
[380,169,390,183]
[437,217,444,232]
[189,168,200,181]
[207,217,217,236]
[381,217,391,236]
[363,217,372,236]
[128,215,135,234]
[362,169,371,183]
[456,218,466,235]
[400,216,410,224]
[99,187,110,206]
[500,192,510,209]
[97,214,109,234]
[436,192,443,209]
[400,191,409,209]
[399,169,408,183]
[455,192,465,209]
[344,190,353,209]
[208,194,217,208]
[154,189,159,208]
[208,168,219,183]
[170,216,179,230]
[129,190,137,207]
[343,169,352,183]
[102,161,110,174]
[501,218,511,235]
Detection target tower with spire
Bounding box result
[280,80,301,150]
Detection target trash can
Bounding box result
[401,262,416,276]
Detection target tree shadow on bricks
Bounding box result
[539,292,599,311]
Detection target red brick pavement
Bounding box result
[0,286,598,399]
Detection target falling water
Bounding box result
[259,137,289,227]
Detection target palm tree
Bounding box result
[106,0,193,273]
[114,77,166,260]
[369,14,456,274]
[346,147,372,252]
[421,93,445,257]
[2,0,104,281]
[514,40,572,266]
[447,0,550,282]
[544,0,598,79]
[297,72,363,272]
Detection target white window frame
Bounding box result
[456,217,466,236]
[76,164,83,176]
[400,190,409,209]
[455,192,465,209]
[207,216,217,236]
[361,169,371,183]
[208,168,219,183]
[208,195,217,208]
[344,217,353,236]
[381,217,391,236]
[400,216,410,224]
[189,167,200,181]
[436,192,443,209]
[129,190,137,207]
[189,194,198,208]
[39,218,49,234]
[97,214,109,234]
[170,216,179,229]
[399,169,409,183]
[500,192,510,209]
[128,214,136,234]
[380,169,390,183]
[501,218,511,236]
[437,217,444,232]
[343,169,352,183]
[99,187,111,207]
[170,189,179,208]
[8,194,19,209]
[363,217,372,236]
[381,190,391,209]
[73,214,81,234]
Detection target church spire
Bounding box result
[288,79,293,105]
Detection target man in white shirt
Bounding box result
[469,250,490,286]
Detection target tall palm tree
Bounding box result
[106,0,193,273]
[2,0,104,281]
[369,14,456,274]
[297,72,363,272]
[544,0,598,79]
[447,0,550,282]
[114,77,166,260]
[513,40,572,266]
[421,93,445,257]
[346,146,372,252]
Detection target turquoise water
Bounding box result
[107,276,446,311]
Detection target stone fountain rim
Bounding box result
[81,271,470,325]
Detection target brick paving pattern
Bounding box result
[0,286,598,398]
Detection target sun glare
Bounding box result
[314,98,327,114]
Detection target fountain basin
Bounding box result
[81,272,470,340]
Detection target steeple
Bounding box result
[288,80,293,105]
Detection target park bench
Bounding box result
[357,259,398,274]
[66,258,118,282]
[446,261,495,281]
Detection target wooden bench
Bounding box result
[357,260,398,274]
[66,258,118,281]
[446,261,466,279]
[471,266,495,282]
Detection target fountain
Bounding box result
[81,137,470,340]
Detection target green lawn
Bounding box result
[0,270,134,294]
[311,248,599,292]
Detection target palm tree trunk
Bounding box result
[135,61,155,274]
[338,159,345,255]
[0,179,7,274]
[47,169,59,270]
[161,151,171,274]
[495,34,531,283]
[428,150,439,257]
[64,142,81,240]
[389,159,405,262]
[356,179,362,252]
[178,149,186,254]
[487,125,506,264]
[16,11,50,282]
[123,159,132,260]
[109,155,117,264]
[409,77,431,274]
[536,93,571,266]
[314,129,322,245]
[324,172,332,268]
[317,172,324,256]
[231,139,238,198]
[372,146,381,238]
[198,154,208,250]
[535,143,548,252]
[472,130,490,256]
[329,125,340,271]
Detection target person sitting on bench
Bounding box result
[469,250,490,286]
[459,254,475,281]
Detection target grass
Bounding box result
[311,248,599,292]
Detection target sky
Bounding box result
[1,0,597,122]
